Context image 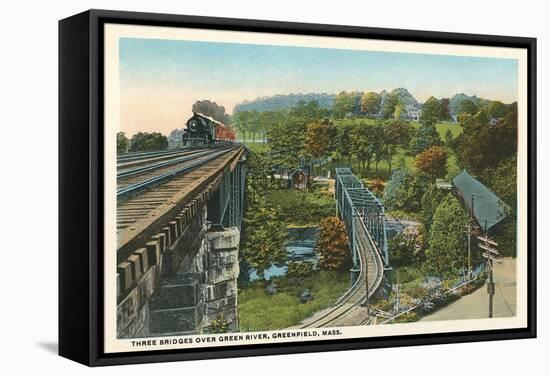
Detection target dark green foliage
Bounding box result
[454,105,517,177]
[457,99,479,116]
[383,169,429,212]
[420,184,449,232]
[409,123,442,156]
[487,101,508,119]
[240,199,287,280]
[439,98,451,121]
[381,93,399,119]
[333,91,359,118]
[360,91,382,115]
[117,131,129,154]
[129,132,168,152]
[425,196,470,278]
[420,96,441,126]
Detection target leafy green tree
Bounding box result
[381,93,399,119]
[333,91,357,119]
[334,123,354,165]
[129,132,168,152]
[439,98,451,121]
[351,122,376,175]
[389,227,425,268]
[454,105,517,177]
[360,91,382,116]
[117,131,129,154]
[425,196,469,278]
[247,149,273,191]
[241,200,287,280]
[458,99,479,117]
[420,96,441,126]
[383,169,429,212]
[382,119,413,173]
[482,156,517,257]
[371,122,387,174]
[420,184,449,232]
[394,102,407,119]
[409,123,442,156]
[233,111,251,142]
[316,216,350,271]
[414,146,448,181]
[487,101,508,119]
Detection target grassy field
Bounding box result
[238,270,349,331]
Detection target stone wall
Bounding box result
[116,206,241,338]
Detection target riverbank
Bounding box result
[238,270,349,331]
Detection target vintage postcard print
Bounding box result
[103,23,529,354]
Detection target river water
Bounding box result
[247,227,319,281]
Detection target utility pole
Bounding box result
[464,223,474,279]
[478,231,499,318]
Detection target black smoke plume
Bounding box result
[192,100,232,125]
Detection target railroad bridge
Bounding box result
[298,168,390,328]
[116,145,246,338]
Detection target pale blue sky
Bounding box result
[119,37,518,135]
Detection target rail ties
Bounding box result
[117,146,239,200]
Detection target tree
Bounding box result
[487,101,508,119]
[439,98,451,121]
[409,123,441,156]
[414,146,448,180]
[420,96,441,126]
[458,99,479,117]
[454,105,517,177]
[389,227,425,268]
[305,119,336,160]
[381,93,399,119]
[425,196,469,278]
[129,132,168,152]
[361,92,382,116]
[240,201,287,280]
[394,102,406,119]
[333,91,357,118]
[334,122,354,165]
[247,149,273,191]
[351,122,376,175]
[420,184,449,232]
[383,169,429,212]
[316,216,350,271]
[117,132,129,154]
[382,119,413,173]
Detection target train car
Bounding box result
[182,112,236,148]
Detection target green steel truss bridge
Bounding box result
[298,168,390,328]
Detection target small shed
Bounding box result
[452,170,510,232]
[288,167,309,190]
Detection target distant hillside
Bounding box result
[234,90,499,117]
[233,93,335,114]
[449,93,491,116]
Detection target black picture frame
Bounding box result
[59,9,537,367]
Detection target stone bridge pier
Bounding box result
[117,155,246,338]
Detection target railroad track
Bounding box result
[299,218,384,328]
[117,146,237,199]
[116,145,244,262]
[117,148,206,170]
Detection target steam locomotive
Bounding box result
[182,112,236,148]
